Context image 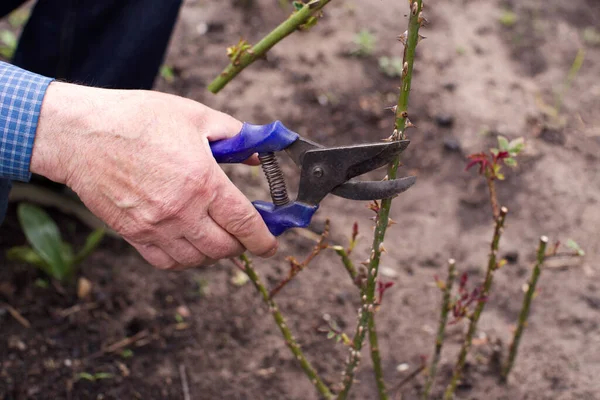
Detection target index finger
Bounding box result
[208,168,278,257]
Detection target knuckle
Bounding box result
[116,220,154,243]
[179,253,205,268]
[139,201,173,226]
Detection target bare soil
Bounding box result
[2,0,600,399]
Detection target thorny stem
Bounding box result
[337,1,424,399]
[269,221,330,298]
[337,304,370,400]
[368,316,387,400]
[501,236,548,382]
[422,259,457,399]
[486,178,499,220]
[444,207,508,400]
[238,255,334,399]
[208,0,331,93]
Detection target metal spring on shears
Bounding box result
[258,152,290,207]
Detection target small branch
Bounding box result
[239,255,334,400]
[422,259,457,399]
[501,236,548,382]
[57,302,99,318]
[331,245,359,285]
[208,0,332,93]
[269,220,330,298]
[392,362,427,399]
[87,330,150,360]
[444,207,508,400]
[1,302,31,328]
[179,364,191,400]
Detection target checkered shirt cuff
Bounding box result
[0,61,53,181]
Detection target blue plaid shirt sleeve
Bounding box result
[0,61,53,182]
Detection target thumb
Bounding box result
[202,108,260,166]
[202,108,243,141]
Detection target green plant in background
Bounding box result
[583,27,600,46]
[160,65,176,83]
[76,372,114,382]
[498,9,518,27]
[535,47,585,128]
[351,29,376,57]
[554,48,585,115]
[7,204,104,282]
[0,30,17,59]
[0,7,29,60]
[378,56,404,77]
[8,7,30,28]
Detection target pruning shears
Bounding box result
[210,121,415,236]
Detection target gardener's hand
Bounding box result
[30,82,278,269]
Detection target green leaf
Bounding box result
[77,372,96,382]
[566,239,585,256]
[508,137,525,155]
[0,30,17,49]
[6,246,52,275]
[327,331,335,339]
[490,148,499,156]
[160,65,175,83]
[0,46,14,59]
[497,136,509,151]
[93,372,114,380]
[504,157,517,167]
[17,204,70,281]
[73,228,105,266]
[293,1,304,11]
[34,278,49,288]
[120,349,134,359]
[77,372,113,382]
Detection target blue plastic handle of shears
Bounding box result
[209,121,316,236]
[210,121,299,163]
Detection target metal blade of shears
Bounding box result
[330,176,416,200]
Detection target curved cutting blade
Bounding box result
[330,176,416,200]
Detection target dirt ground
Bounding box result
[1,0,600,399]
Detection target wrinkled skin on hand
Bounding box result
[31,82,278,270]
